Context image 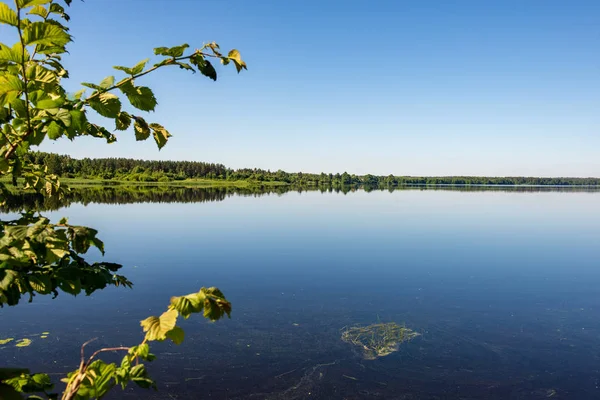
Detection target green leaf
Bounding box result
[37,17,68,32]
[120,84,157,112]
[81,82,103,90]
[57,278,80,295]
[87,123,117,143]
[48,247,68,259]
[130,365,145,378]
[130,364,155,389]
[152,59,170,68]
[140,309,178,341]
[26,64,58,84]
[0,74,22,106]
[129,343,150,359]
[169,287,231,321]
[10,98,27,118]
[0,3,18,27]
[165,326,185,345]
[149,123,170,150]
[28,126,45,145]
[113,66,133,75]
[22,21,71,47]
[227,49,247,73]
[89,93,121,118]
[192,57,217,81]
[28,275,52,294]
[131,58,148,75]
[30,373,52,390]
[68,225,100,254]
[79,360,116,398]
[55,108,71,127]
[28,5,49,18]
[115,112,131,131]
[133,117,150,141]
[114,58,148,76]
[170,292,205,318]
[0,75,25,95]
[48,3,69,21]
[17,0,52,7]
[0,93,16,108]
[203,287,232,320]
[154,43,189,57]
[35,44,68,55]
[0,269,18,291]
[0,106,10,124]
[68,109,86,133]
[47,120,62,139]
[0,43,27,63]
[99,76,114,89]
[35,95,64,109]
[72,89,85,100]
[175,62,194,72]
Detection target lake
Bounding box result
[2,186,600,399]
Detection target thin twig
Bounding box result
[79,337,98,369]
[62,341,130,400]
[83,50,224,104]
[84,346,130,370]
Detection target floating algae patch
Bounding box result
[15,338,32,347]
[0,338,15,345]
[341,322,419,360]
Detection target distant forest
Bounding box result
[24,152,600,186]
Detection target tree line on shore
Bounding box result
[27,152,600,186]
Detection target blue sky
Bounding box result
[35,0,600,176]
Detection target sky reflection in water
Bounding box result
[2,188,600,399]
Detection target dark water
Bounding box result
[2,187,600,399]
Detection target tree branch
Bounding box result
[62,340,130,400]
[7,5,34,161]
[83,50,226,103]
[79,338,98,370]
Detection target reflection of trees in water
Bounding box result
[1,186,286,212]
[2,184,598,212]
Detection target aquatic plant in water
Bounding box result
[15,338,32,348]
[341,322,419,360]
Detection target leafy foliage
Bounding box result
[2,289,231,400]
[170,286,232,320]
[0,0,246,303]
[0,212,132,306]
[0,0,246,180]
[0,0,246,398]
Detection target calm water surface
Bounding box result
[2,187,600,399]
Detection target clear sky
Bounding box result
[36,0,600,177]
